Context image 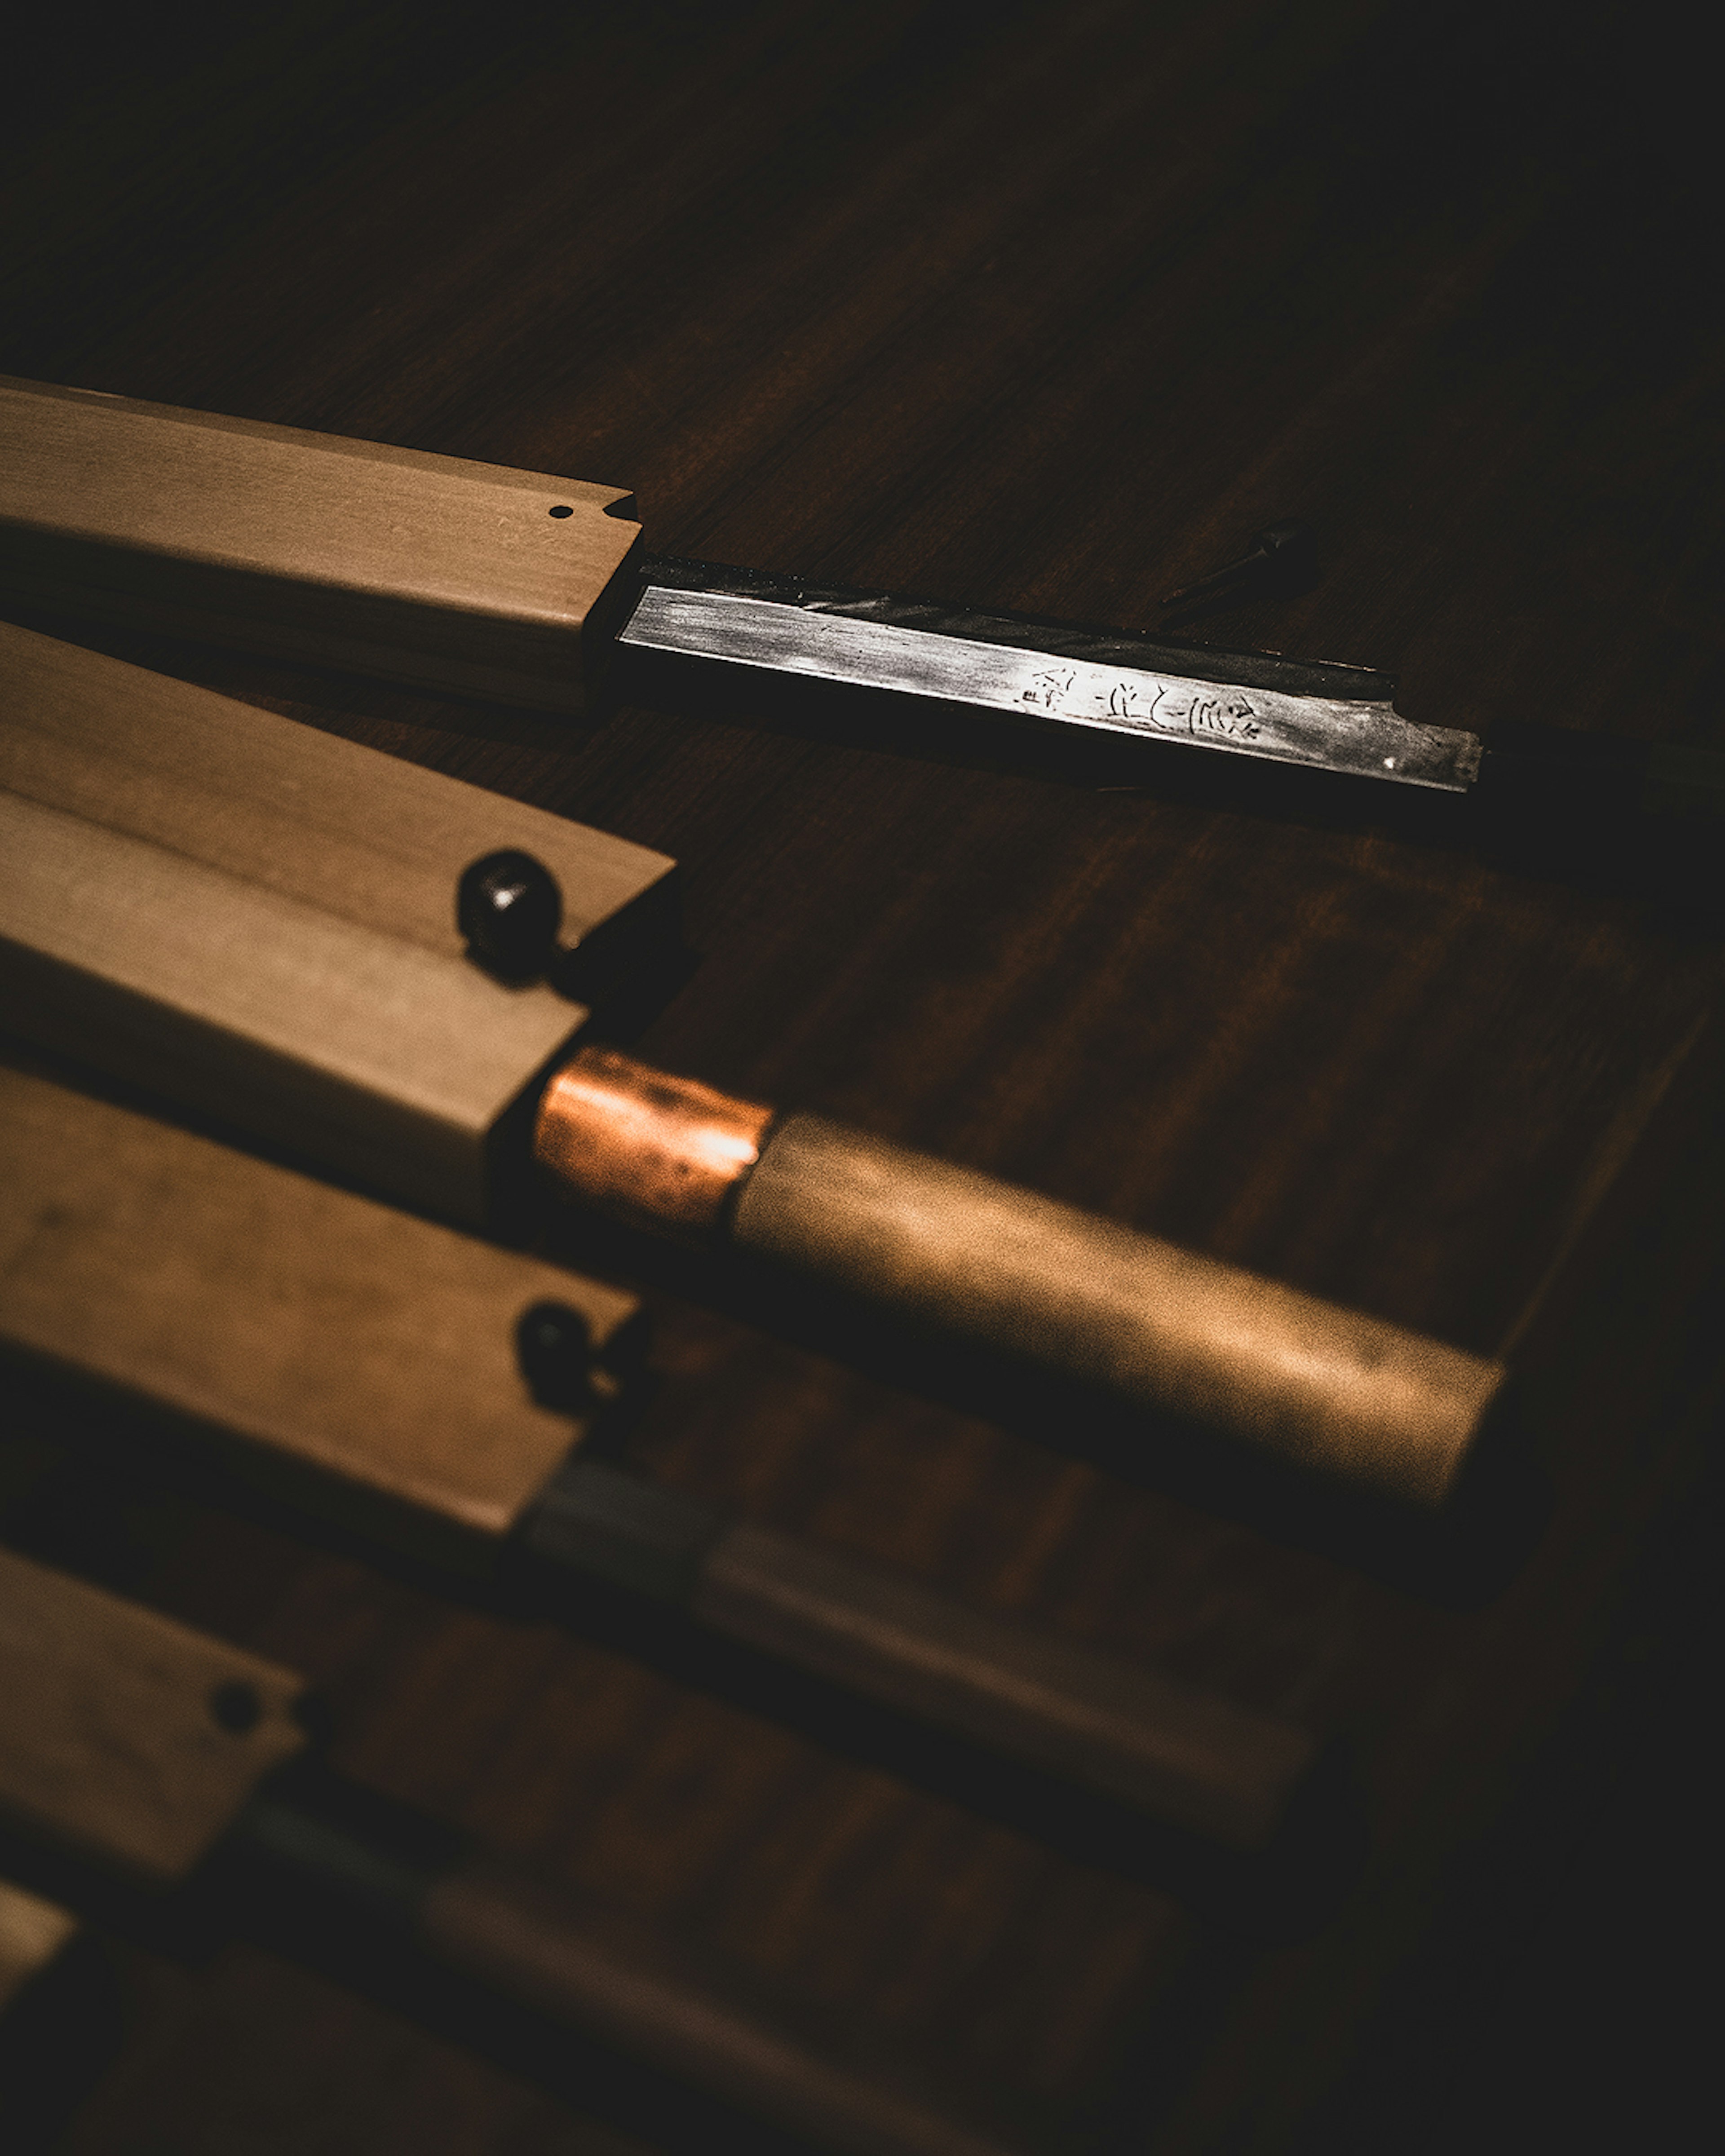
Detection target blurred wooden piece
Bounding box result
[0,621,675,1224]
[0,377,642,710]
[0,1556,1024,2156]
[0,1544,305,1885]
[686,1517,1316,1844]
[419,1860,1017,2156]
[0,1064,635,1552]
[0,1882,80,2013]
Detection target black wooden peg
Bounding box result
[457,850,563,979]
[515,1299,595,1411]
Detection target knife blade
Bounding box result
[618,558,1480,791]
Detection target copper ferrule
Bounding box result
[532,1046,774,1239]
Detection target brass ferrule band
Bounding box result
[532,1046,774,1238]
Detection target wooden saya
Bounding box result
[0,376,642,711]
[0,617,676,1228]
[0,1545,308,1886]
[0,1547,1017,2156]
[0,619,1506,1506]
[0,1881,80,2014]
[0,1062,636,1562]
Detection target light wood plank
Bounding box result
[0,1545,306,1885]
[0,1881,80,2012]
[0,378,642,709]
[0,623,676,1224]
[0,618,675,954]
[0,1065,637,1546]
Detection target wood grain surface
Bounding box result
[2,3,1721,2150]
[0,376,644,709]
[0,1066,637,1553]
[0,622,676,1225]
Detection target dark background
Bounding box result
[2,4,1721,2150]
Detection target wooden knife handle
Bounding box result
[535,1051,1508,1509]
[417,1858,1023,2156]
[524,1460,1316,1851]
[239,1764,1030,2156]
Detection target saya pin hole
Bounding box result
[548,505,575,518]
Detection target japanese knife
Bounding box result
[2,376,1721,856]
[0,1540,1024,2156]
[0,1056,1320,1861]
[0,620,1506,1514]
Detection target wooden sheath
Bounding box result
[0,1544,306,1886]
[0,1554,1024,2156]
[0,377,642,710]
[0,1881,80,2013]
[0,621,675,1226]
[0,1064,636,1554]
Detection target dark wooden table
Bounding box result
[4,4,1721,2149]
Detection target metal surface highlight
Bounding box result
[533,1046,774,1237]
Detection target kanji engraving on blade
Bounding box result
[620,586,1482,793]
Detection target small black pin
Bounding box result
[1161,519,1318,612]
[458,850,563,980]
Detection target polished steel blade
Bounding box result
[619,579,1482,794]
